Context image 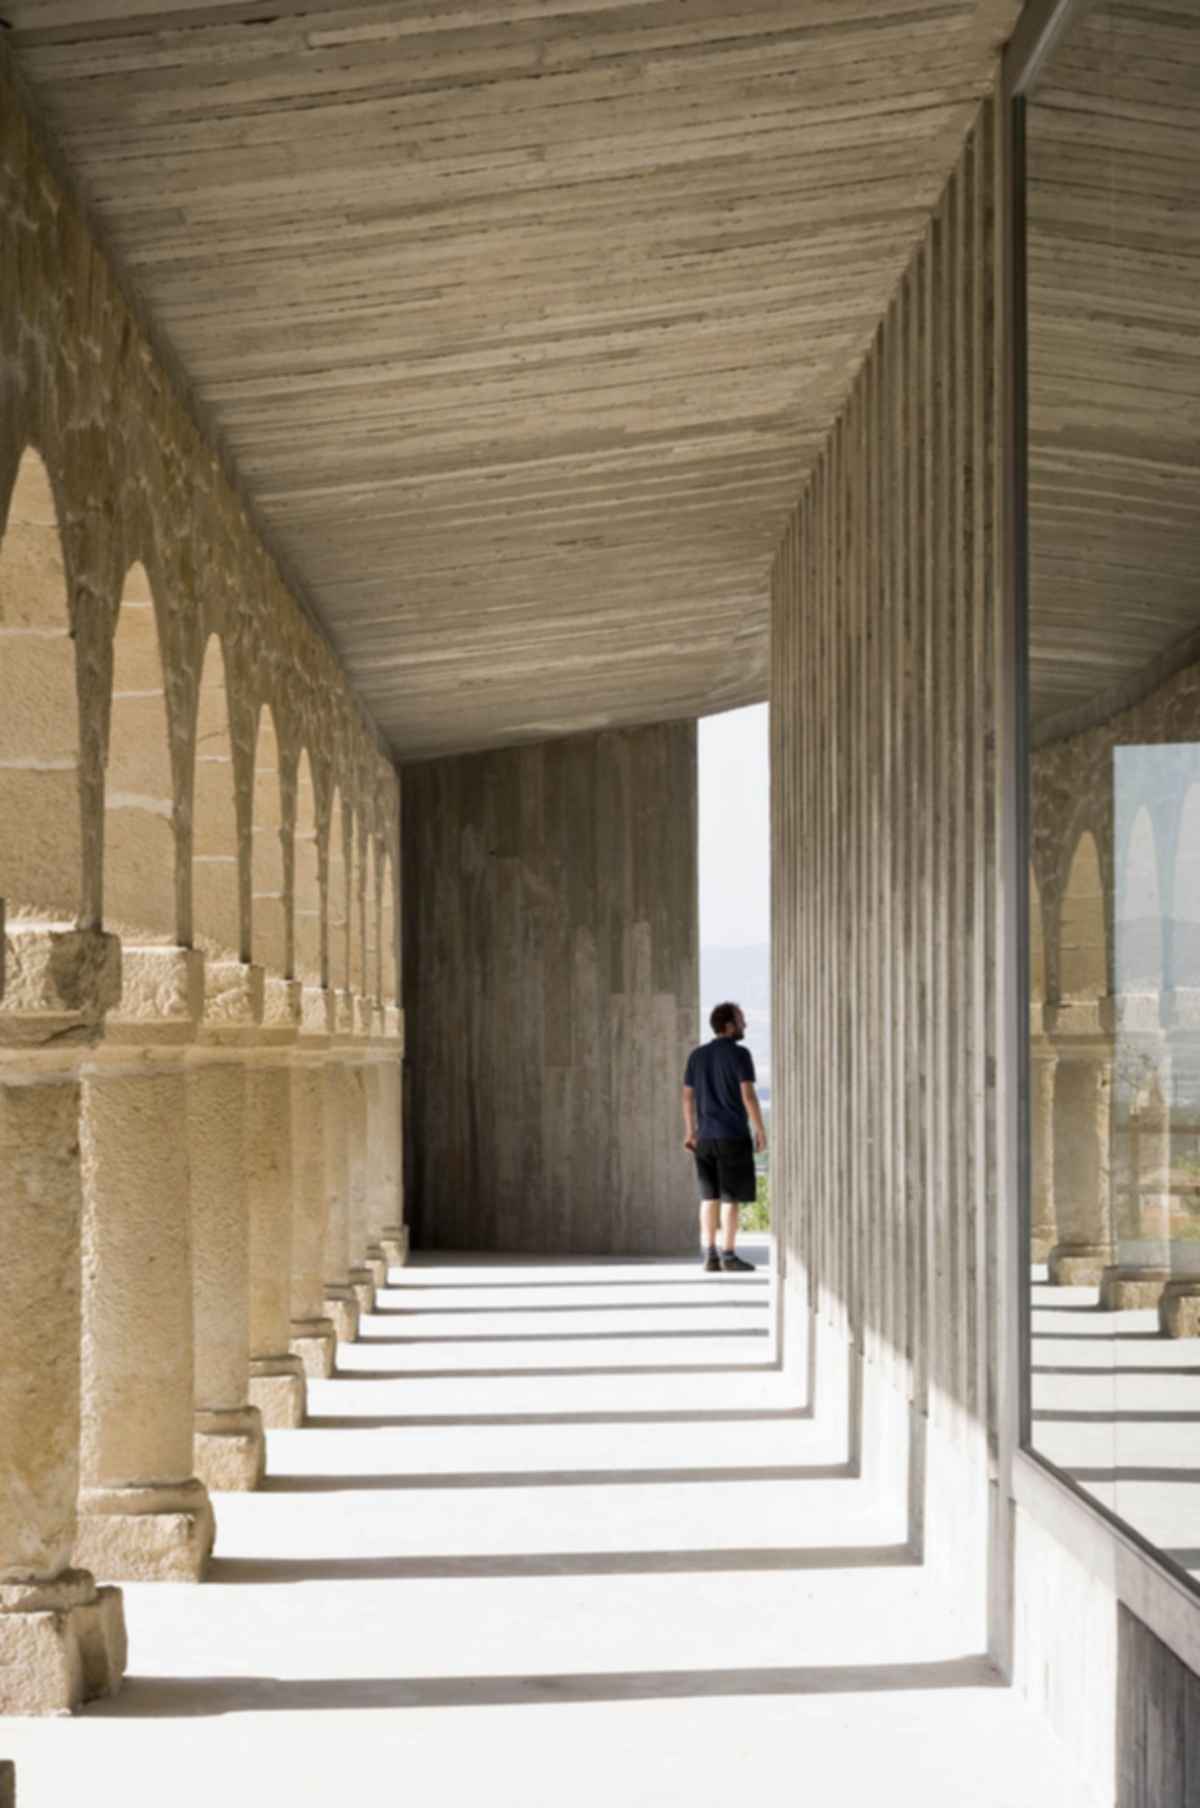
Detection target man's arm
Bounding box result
[741,1081,767,1154]
[682,1085,698,1152]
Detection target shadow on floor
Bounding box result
[370,1299,771,1317]
[357,1328,771,1346]
[208,1544,916,1584]
[306,1407,813,1430]
[90,1652,992,1718]
[332,1362,782,1381]
[263,1462,854,1493]
[387,1277,772,1291]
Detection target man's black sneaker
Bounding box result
[721,1252,756,1272]
[704,1248,722,1273]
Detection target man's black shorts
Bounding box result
[693,1136,757,1205]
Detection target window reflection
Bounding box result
[1024,0,1200,1580]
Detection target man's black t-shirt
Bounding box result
[684,1038,756,1140]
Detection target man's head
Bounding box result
[710,1001,746,1041]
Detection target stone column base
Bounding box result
[348,1266,376,1314]
[193,1405,266,1492]
[248,1353,307,1429]
[75,1479,214,1582]
[364,1245,388,1288]
[1099,1265,1171,1310]
[1160,1281,1200,1338]
[289,1315,337,1379]
[1047,1242,1112,1286]
[323,1287,360,1345]
[380,1225,408,1268]
[0,1571,126,1715]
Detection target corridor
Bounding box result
[5,1246,1090,1807]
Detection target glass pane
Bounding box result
[1024,0,1200,1583]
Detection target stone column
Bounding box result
[322,1007,360,1342]
[247,977,306,1428]
[361,1046,389,1287]
[76,945,214,1584]
[187,960,265,1492]
[1100,1001,1172,1309]
[1046,999,1116,1286]
[344,993,376,1311]
[0,922,127,1713]
[1029,1010,1057,1263]
[378,1007,408,1268]
[1161,996,1200,1337]
[288,986,337,1378]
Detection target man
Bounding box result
[682,1001,767,1273]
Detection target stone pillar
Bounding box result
[76,947,214,1583]
[247,977,306,1428]
[344,994,376,1311]
[0,922,127,1714]
[1046,1000,1115,1286]
[288,986,337,1378]
[1161,997,1200,1336]
[1029,1012,1057,1263]
[378,1007,408,1268]
[187,961,265,1493]
[322,1012,360,1343]
[361,1048,389,1287]
[1100,1006,1172,1309]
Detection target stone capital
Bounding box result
[298,983,336,1046]
[103,944,204,1048]
[0,924,121,1049]
[198,959,265,1047]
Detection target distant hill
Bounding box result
[699,942,771,1090]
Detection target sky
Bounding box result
[698,702,770,948]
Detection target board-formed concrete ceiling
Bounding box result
[4,0,1019,760]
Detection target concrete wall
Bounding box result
[403,723,698,1255]
[770,90,1007,1654]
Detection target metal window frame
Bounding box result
[1001,0,1200,1626]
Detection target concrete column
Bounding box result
[288,986,337,1378]
[187,960,266,1492]
[76,946,214,1583]
[1100,1015,1172,1310]
[1046,1002,1116,1287]
[322,1017,360,1343]
[246,977,306,1428]
[1029,1015,1057,1263]
[0,923,127,1714]
[378,1007,408,1267]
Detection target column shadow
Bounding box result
[90,1653,1000,1718]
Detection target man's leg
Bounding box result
[720,1201,739,1253]
[699,1199,720,1252]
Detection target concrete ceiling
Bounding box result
[5,0,1019,760]
[1027,0,1200,743]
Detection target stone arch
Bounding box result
[251,704,286,978]
[104,561,177,943]
[0,446,83,923]
[192,634,242,960]
[1117,804,1163,994]
[1059,830,1107,1002]
[293,750,321,984]
[1170,783,1200,991]
[327,790,349,995]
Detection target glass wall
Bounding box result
[1022,0,1200,1581]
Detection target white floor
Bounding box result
[3,1245,1096,1807]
